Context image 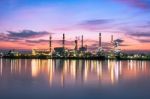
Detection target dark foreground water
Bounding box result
[0,59,150,99]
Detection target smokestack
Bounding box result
[49,35,52,52]
[63,33,65,48]
[81,35,83,48]
[85,45,87,50]
[111,35,113,43]
[99,33,101,47]
[75,40,78,50]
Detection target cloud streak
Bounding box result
[130,32,150,37]
[7,30,49,39]
[76,19,115,31]
[79,19,113,26]
[136,39,150,43]
[0,30,50,42]
[126,31,150,43]
[114,0,150,10]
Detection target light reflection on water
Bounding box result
[0,59,149,85]
[0,59,150,99]
[32,59,149,86]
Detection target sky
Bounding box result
[0,0,150,51]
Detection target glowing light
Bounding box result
[48,59,54,86]
[0,58,2,76]
[84,60,89,82]
[31,59,38,77]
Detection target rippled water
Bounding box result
[0,59,150,99]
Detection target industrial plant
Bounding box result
[31,33,121,58]
[1,33,150,60]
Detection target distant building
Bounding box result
[53,47,68,57]
[32,49,50,55]
[54,47,65,53]
[6,50,19,56]
[79,47,87,52]
[0,52,3,58]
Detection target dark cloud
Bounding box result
[0,33,19,42]
[122,27,150,37]
[114,39,124,43]
[136,39,150,43]
[77,19,115,31]
[79,19,113,26]
[7,30,49,39]
[130,32,150,37]
[114,0,150,10]
[126,31,150,43]
[0,30,51,42]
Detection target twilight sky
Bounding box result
[0,0,150,51]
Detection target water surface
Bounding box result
[0,59,150,99]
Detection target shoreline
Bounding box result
[1,56,150,60]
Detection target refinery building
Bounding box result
[32,33,121,58]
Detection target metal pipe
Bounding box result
[63,33,65,48]
[49,35,52,52]
[75,40,78,50]
[99,33,101,47]
[111,35,113,43]
[81,35,83,48]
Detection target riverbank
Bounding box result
[2,56,150,60]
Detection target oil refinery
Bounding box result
[31,33,121,58]
[1,33,150,60]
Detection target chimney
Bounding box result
[75,40,78,50]
[49,35,52,52]
[111,35,113,43]
[99,33,101,47]
[85,45,87,50]
[63,33,65,48]
[81,35,83,48]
